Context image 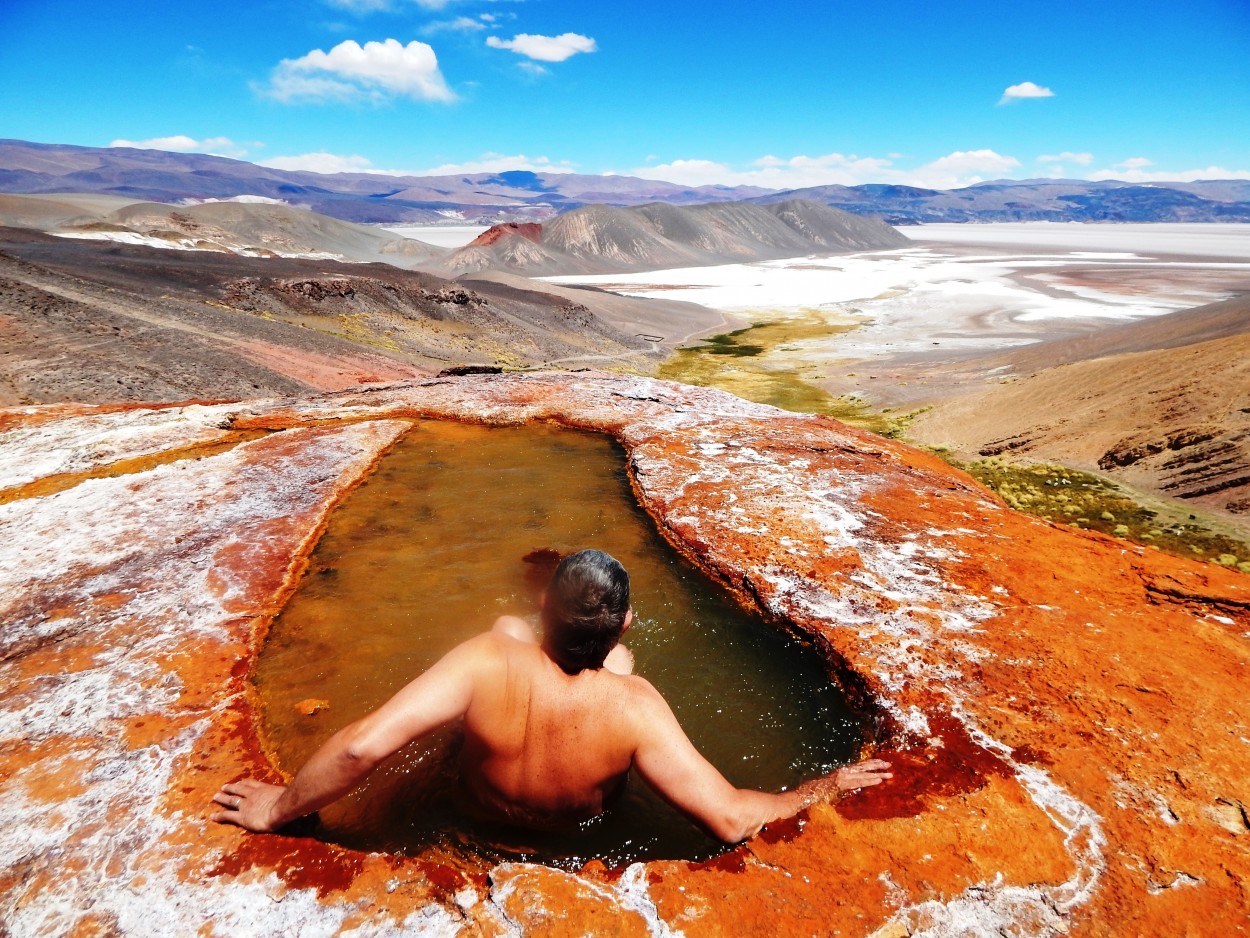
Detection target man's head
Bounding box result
[541,549,631,674]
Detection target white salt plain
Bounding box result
[51,230,347,261]
[906,222,1250,260]
[543,224,1250,362]
[383,225,489,248]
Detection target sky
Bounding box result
[2,0,1249,190]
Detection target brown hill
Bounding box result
[0,193,445,266]
[0,226,725,404]
[907,293,1250,521]
[433,198,908,276]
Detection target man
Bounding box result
[214,550,892,842]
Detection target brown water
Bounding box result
[256,421,865,868]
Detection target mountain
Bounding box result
[0,139,771,225]
[433,199,910,276]
[750,178,1250,223]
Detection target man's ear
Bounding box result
[539,590,547,610]
[622,608,634,634]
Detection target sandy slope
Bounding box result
[0,227,691,404]
[462,270,742,350]
[907,294,1250,523]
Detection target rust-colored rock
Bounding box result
[1,372,1247,936]
[468,222,543,248]
[295,698,331,717]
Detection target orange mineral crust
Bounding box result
[1,371,1247,936]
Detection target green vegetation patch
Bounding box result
[658,317,921,437]
[958,458,1250,573]
[691,328,767,357]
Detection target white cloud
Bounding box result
[921,149,1021,185]
[256,151,577,177]
[324,0,392,11]
[636,159,738,186]
[1038,151,1094,165]
[410,153,577,175]
[627,148,1023,191]
[650,154,898,189]
[258,38,455,104]
[742,148,1249,188]
[998,81,1055,104]
[323,0,457,10]
[486,32,596,62]
[422,16,485,34]
[517,61,549,76]
[109,135,249,158]
[1086,161,1250,183]
[259,152,376,174]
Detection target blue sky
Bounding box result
[2,0,1248,188]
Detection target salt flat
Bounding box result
[383,224,489,248]
[906,222,1250,259]
[544,224,1250,363]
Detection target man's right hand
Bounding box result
[790,758,893,807]
[833,758,893,795]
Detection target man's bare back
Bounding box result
[455,617,643,826]
[214,551,891,843]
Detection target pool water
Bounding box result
[255,420,866,867]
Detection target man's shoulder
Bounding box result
[449,630,516,677]
[608,672,667,708]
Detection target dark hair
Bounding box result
[541,549,630,674]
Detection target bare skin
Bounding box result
[214,615,891,843]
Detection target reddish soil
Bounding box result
[469,222,543,248]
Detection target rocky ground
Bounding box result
[0,228,728,405]
[2,372,1247,936]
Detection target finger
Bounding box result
[211,811,240,825]
[225,778,267,794]
[212,792,238,808]
[860,759,892,769]
[845,770,891,785]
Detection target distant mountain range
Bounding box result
[2,139,1249,225]
[0,139,769,225]
[749,179,1250,224]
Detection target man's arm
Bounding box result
[629,683,891,843]
[212,633,496,832]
